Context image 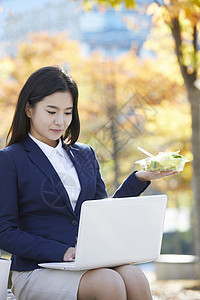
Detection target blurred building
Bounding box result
[0,0,152,58]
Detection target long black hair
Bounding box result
[6,66,80,147]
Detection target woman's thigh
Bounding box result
[12,268,86,300]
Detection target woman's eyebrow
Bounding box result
[46,105,73,110]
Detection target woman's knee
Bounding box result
[115,264,149,283]
[78,268,126,300]
[114,265,152,299]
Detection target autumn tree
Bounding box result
[78,0,200,270]
[77,47,191,201]
[147,0,200,262]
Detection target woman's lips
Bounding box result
[50,129,63,133]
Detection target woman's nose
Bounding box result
[54,114,64,125]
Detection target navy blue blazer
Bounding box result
[0,135,150,271]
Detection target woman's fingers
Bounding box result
[63,247,76,261]
[136,170,180,182]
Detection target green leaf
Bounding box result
[172,154,182,158]
[151,161,157,169]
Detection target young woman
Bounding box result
[0,66,178,300]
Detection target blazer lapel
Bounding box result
[67,145,90,215]
[22,136,75,214]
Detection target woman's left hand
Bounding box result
[135,170,180,182]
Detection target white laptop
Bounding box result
[39,194,167,271]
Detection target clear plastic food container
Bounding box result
[135,151,190,171]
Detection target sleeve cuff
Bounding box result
[112,171,150,198]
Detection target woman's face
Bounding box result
[26,91,73,147]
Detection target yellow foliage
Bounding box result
[78,0,136,10]
[0,30,192,200]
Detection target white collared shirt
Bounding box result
[28,133,81,210]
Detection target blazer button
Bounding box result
[72,220,78,226]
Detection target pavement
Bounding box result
[144,270,200,300]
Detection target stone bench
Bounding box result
[155,254,199,280]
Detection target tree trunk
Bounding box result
[110,116,120,188]
[188,87,200,272]
[106,83,120,188]
[170,17,200,274]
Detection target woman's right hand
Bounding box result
[63,247,76,261]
